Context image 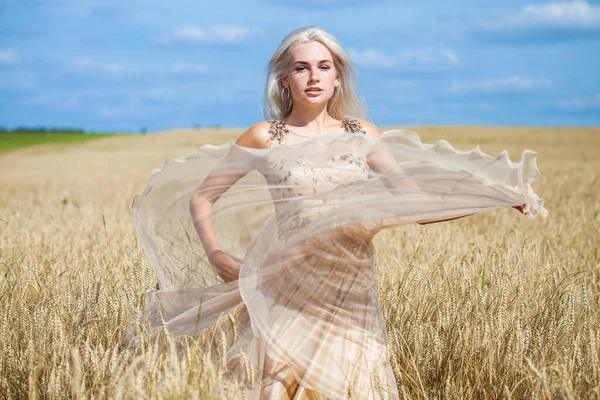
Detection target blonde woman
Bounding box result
[132,26,546,399]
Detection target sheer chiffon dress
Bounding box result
[132,117,547,399]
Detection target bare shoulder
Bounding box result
[235,121,272,149]
[357,119,382,139]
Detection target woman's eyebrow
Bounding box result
[292,60,333,65]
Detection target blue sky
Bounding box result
[1,0,599,132]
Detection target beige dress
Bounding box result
[133,117,546,399]
[227,118,397,399]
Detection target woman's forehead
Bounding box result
[290,41,333,62]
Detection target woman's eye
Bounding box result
[295,66,330,71]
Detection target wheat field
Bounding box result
[1,126,599,399]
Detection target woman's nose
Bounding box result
[309,67,320,82]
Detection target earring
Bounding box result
[281,87,291,101]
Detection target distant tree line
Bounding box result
[1,124,225,135]
[0,126,86,134]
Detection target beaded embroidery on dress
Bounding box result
[266,116,365,145]
[132,120,547,399]
[266,119,289,145]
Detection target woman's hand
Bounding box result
[207,250,242,282]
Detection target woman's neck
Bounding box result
[283,105,338,135]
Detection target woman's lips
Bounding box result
[305,89,323,96]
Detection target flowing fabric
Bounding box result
[132,128,547,399]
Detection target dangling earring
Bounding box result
[281,87,291,101]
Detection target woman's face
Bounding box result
[282,41,340,107]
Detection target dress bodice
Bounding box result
[263,118,370,239]
[264,117,369,197]
[266,152,370,198]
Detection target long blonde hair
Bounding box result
[263,26,366,121]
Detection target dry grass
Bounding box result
[1,126,599,399]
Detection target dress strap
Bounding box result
[341,117,366,134]
[267,119,288,145]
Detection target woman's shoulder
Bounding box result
[346,117,382,140]
[235,121,274,149]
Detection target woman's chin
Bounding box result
[298,95,331,105]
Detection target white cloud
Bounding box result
[40,3,126,19]
[348,48,396,68]
[552,93,600,109]
[99,104,141,118]
[171,63,210,75]
[263,0,384,8]
[482,1,600,31]
[266,0,369,5]
[386,79,419,88]
[443,102,499,111]
[139,83,247,105]
[19,87,133,110]
[446,76,552,94]
[393,93,424,105]
[349,47,459,69]
[0,49,20,65]
[402,48,459,65]
[22,94,81,110]
[68,58,136,77]
[159,25,262,45]
[141,86,180,103]
[515,1,600,28]
[441,50,459,65]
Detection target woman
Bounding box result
[132,26,546,399]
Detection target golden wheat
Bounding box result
[1,126,598,398]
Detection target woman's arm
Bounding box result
[358,120,523,225]
[361,121,473,225]
[359,120,421,192]
[189,122,272,282]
